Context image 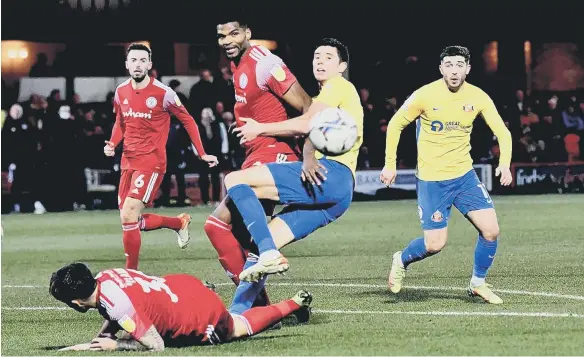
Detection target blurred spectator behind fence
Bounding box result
[156,80,191,207]
[189,69,220,117]
[197,107,226,206]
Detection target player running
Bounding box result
[381,46,513,304]
[105,43,218,270]
[50,263,312,352]
[205,15,312,314]
[228,37,363,283]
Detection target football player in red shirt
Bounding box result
[49,263,312,352]
[204,16,312,314]
[105,44,218,270]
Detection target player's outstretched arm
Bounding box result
[89,325,165,352]
[382,94,423,186]
[480,96,513,186]
[234,101,329,143]
[164,90,218,167]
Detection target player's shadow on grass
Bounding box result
[354,288,470,303]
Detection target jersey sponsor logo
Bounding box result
[174,94,182,106]
[430,120,444,132]
[122,108,152,119]
[431,210,443,222]
[146,97,157,109]
[119,315,137,333]
[234,93,247,104]
[463,104,475,112]
[239,73,248,89]
[270,65,286,82]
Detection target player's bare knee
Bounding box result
[424,229,448,252]
[210,198,232,224]
[223,171,243,190]
[481,225,500,241]
[120,200,142,223]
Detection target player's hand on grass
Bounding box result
[58,342,93,351]
[89,337,118,351]
[202,155,219,168]
[233,117,262,144]
[103,141,115,157]
[380,166,397,186]
[496,165,512,186]
[301,155,328,186]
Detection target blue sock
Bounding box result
[229,256,268,315]
[227,184,277,254]
[400,237,437,268]
[472,234,498,279]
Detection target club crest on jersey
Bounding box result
[431,210,443,223]
[146,97,157,109]
[463,104,474,112]
[270,65,286,82]
[239,73,248,89]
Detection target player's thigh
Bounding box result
[416,178,455,231]
[126,171,164,206]
[466,208,500,241]
[452,170,495,216]
[224,165,279,201]
[117,169,134,209]
[273,194,352,242]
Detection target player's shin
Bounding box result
[229,254,269,315]
[140,213,183,231]
[227,184,277,254]
[401,237,438,268]
[122,222,141,269]
[471,234,498,287]
[204,216,246,285]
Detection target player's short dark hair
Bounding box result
[320,37,349,63]
[49,262,96,312]
[126,43,152,60]
[440,46,470,63]
[216,9,249,29]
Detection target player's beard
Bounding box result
[132,72,147,83]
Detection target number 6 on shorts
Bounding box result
[118,170,164,209]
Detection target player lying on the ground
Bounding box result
[205,14,312,315]
[225,37,363,285]
[49,263,312,352]
[380,46,513,304]
[104,43,218,271]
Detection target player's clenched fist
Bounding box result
[103,141,115,157]
[202,154,219,167]
[380,166,397,186]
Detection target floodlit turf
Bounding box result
[2,195,584,355]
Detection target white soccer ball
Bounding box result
[308,107,358,156]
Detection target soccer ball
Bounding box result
[308,107,358,156]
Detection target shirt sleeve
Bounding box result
[384,91,424,168]
[480,93,513,167]
[99,280,153,340]
[163,89,207,156]
[256,48,297,97]
[109,89,124,146]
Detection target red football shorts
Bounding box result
[241,151,299,169]
[118,169,164,209]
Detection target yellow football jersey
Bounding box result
[385,79,512,181]
[314,75,364,175]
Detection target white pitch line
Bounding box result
[3,306,583,318]
[5,282,584,301]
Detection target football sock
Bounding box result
[139,213,182,231]
[122,222,141,269]
[229,255,269,315]
[204,216,246,285]
[472,234,498,285]
[227,185,277,254]
[240,299,300,335]
[401,237,438,268]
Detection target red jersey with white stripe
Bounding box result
[96,269,232,345]
[231,45,300,158]
[111,77,206,173]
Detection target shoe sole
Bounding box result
[467,287,503,304]
[240,260,289,282]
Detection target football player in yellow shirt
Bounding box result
[381,46,513,304]
[228,38,363,285]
